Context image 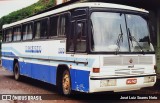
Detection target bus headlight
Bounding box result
[100,79,116,87]
[144,76,155,83]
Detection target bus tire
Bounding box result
[61,69,72,96]
[14,62,21,81]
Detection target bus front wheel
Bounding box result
[62,69,71,96]
[14,62,21,80]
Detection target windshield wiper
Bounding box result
[115,24,123,55]
[128,28,144,54]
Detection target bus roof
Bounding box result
[3,2,148,29]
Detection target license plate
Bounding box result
[126,79,137,85]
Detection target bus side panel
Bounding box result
[70,69,90,92]
[19,61,32,77]
[2,58,14,72]
[19,61,57,85]
[1,59,7,69]
[70,69,76,90]
[49,65,57,85]
[31,63,57,85]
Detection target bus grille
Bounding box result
[103,56,153,66]
[115,68,145,75]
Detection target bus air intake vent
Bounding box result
[139,56,153,64]
[115,68,145,75]
[103,56,153,66]
[103,57,122,65]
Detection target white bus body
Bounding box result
[1,2,156,95]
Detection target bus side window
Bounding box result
[75,21,86,52]
[28,24,33,40]
[23,24,28,40]
[68,22,75,52]
[34,21,41,39]
[6,29,12,42]
[50,16,58,37]
[58,16,65,36]
[41,19,48,39]
[13,26,21,41]
[23,23,33,40]
[34,19,48,39]
[58,14,69,37]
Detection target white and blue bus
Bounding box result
[1,2,156,95]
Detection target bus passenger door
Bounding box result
[67,20,87,63]
[74,20,89,92]
[74,20,87,63]
[67,9,89,92]
[75,19,89,92]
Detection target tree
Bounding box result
[0,0,56,30]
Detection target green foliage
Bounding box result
[0,0,55,30]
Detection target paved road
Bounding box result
[0,67,160,103]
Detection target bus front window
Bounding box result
[126,14,154,52]
[91,12,154,53]
[91,12,129,52]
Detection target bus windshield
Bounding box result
[91,12,154,53]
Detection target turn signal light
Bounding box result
[93,68,100,73]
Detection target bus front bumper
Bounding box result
[89,74,156,93]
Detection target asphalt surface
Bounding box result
[0,67,160,103]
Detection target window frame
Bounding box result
[58,12,71,38]
[66,8,88,53]
[67,20,76,53]
[75,19,87,53]
[88,7,155,54]
[34,17,49,40]
[48,12,71,39]
[5,28,13,43]
[22,22,34,41]
[13,25,22,42]
[49,15,59,39]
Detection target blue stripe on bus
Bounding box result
[2,51,95,67]
[2,59,90,92]
[2,47,21,56]
[2,52,16,56]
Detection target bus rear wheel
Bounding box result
[14,62,21,80]
[62,70,71,96]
